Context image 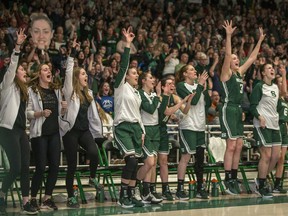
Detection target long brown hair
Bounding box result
[175,65,189,84]
[138,71,151,89]
[14,75,28,102]
[73,67,93,104]
[97,103,109,124]
[29,63,61,96]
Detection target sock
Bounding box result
[127,186,135,198]
[274,177,281,188]
[231,169,238,179]
[197,179,204,191]
[150,183,156,193]
[142,182,150,196]
[258,178,266,190]
[177,179,184,192]
[162,182,169,194]
[225,170,232,181]
[136,179,141,187]
[120,182,129,198]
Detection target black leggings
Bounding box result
[62,128,99,198]
[0,127,30,197]
[30,132,61,197]
[195,147,205,189]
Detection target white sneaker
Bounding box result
[142,192,162,204]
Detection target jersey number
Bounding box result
[239,84,243,94]
[284,108,288,116]
[271,91,276,97]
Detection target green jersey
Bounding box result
[277,98,288,123]
[221,72,244,105]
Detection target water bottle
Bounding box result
[96,184,105,203]
[211,179,219,197]
[73,185,79,200]
[188,181,197,199]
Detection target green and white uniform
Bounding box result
[158,95,174,155]
[176,81,211,154]
[277,98,288,146]
[113,47,145,157]
[220,72,244,139]
[250,81,281,147]
[139,89,161,158]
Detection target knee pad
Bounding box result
[194,147,205,172]
[130,158,139,180]
[122,155,138,180]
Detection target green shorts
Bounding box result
[179,129,205,154]
[280,123,288,147]
[114,122,143,157]
[158,125,170,155]
[253,127,282,147]
[142,125,160,159]
[220,104,243,140]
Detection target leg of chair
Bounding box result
[239,166,252,194]
[214,168,226,195]
[9,186,16,208]
[75,172,87,204]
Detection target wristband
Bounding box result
[15,42,22,46]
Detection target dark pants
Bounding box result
[30,132,61,197]
[62,128,99,198]
[0,127,30,197]
[195,147,205,190]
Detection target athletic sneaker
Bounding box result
[151,191,162,200]
[131,187,144,207]
[175,190,189,201]
[41,198,58,210]
[21,202,38,215]
[162,191,174,201]
[142,192,162,204]
[233,179,241,194]
[29,199,40,211]
[254,178,259,190]
[196,188,209,199]
[256,187,273,198]
[224,180,238,195]
[272,186,287,194]
[117,196,133,208]
[67,196,80,208]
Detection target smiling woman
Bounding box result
[60,38,103,208]
[30,13,54,50]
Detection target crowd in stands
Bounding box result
[1,0,288,212]
[1,0,288,125]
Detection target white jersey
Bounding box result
[253,82,279,130]
[140,91,160,126]
[179,82,206,131]
[113,82,144,132]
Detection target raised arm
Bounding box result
[0,28,26,91]
[220,20,236,82]
[239,28,265,76]
[114,27,135,88]
[62,38,78,101]
[279,64,287,97]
